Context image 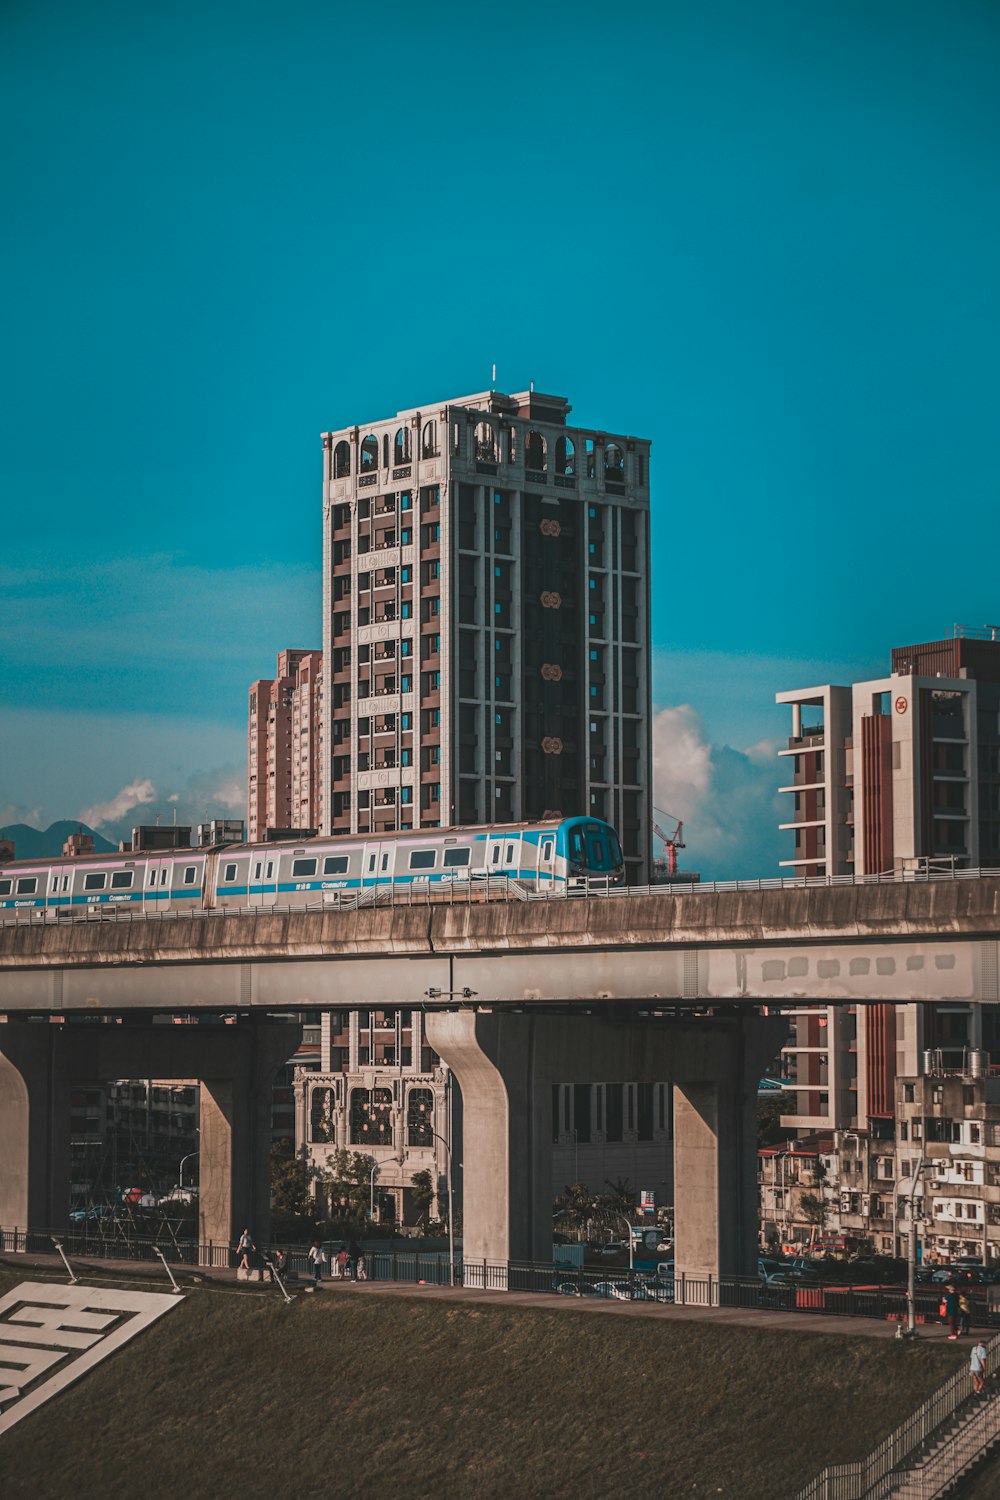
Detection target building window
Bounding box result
[333,440,351,477]
[360,434,379,472]
[407,1087,434,1146]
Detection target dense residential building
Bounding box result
[760,1064,1000,1266]
[247,649,324,840]
[320,388,652,883]
[774,627,1000,1139]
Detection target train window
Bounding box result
[160,868,168,885]
[323,855,349,875]
[505,844,516,865]
[588,838,604,865]
[62,875,69,891]
[381,854,389,872]
[183,866,197,885]
[409,850,435,870]
[0,880,11,896]
[368,854,377,872]
[265,862,274,880]
[491,845,502,866]
[111,871,134,889]
[292,858,317,877]
[443,848,470,867]
[541,839,554,862]
[51,874,59,891]
[569,829,585,862]
[16,876,38,894]
[224,863,238,882]
[253,862,262,880]
[84,873,106,891]
[147,869,157,887]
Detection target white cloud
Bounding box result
[0,802,43,828]
[651,705,785,880]
[80,778,158,829]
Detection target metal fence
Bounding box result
[791,1332,1000,1500]
[6,1228,1000,1334]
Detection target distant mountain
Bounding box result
[0,822,117,860]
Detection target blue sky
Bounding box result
[2,0,998,874]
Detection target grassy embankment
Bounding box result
[0,1264,969,1500]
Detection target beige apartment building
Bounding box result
[320,387,653,883]
[247,649,324,840]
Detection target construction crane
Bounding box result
[652,808,686,877]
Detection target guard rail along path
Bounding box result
[792,1331,1000,1500]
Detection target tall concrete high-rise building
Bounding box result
[774,626,1000,1136]
[321,388,652,881]
[247,649,324,841]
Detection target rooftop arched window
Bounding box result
[421,420,438,458]
[394,427,411,465]
[333,440,351,478]
[475,420,498,462]
[360,434,379,472]
[556,436,575,477]
[525,431,547,472]
[605,442,624,480]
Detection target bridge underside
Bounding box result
[0,1019,302,1251]
[424,1010,786,1280]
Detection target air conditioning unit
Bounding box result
[861,1194,871,1216]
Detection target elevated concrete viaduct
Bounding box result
[2,878,999,1281]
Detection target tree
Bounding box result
[410,1168,434,1219]
[322,1149,377,1222]
[270,1144,313,1219]
[599,1177,635,1216]
[757,1091,793,1148]
[799,1193,825,1228]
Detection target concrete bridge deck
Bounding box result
[1,878,999,1012]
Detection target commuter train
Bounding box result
[0,816,625,916]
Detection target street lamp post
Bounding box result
[369,1160,379,1223]
[904,1154,925,1338]
[178,1152,199,1192]
[429,1129,455,1287]
[597,1206,634,1272]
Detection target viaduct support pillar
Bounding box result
[424,1009,786,1281]
[0,1021,71,1235]
[198,1022,296,1254]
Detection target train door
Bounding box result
[502,834,521,880]
[484,833,505,882]
[249,852,277,908]
[360,841,382,895]
[538,833,556,890]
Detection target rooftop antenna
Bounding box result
[530,379,534,392]
[491,362,496,389]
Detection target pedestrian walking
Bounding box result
[958,1291,972,1336]
[236,1227,255,1271]
[307,1239,325,1285]
[971,1340,988,1394]
[356,1247,367,1281]
[945,1284,960,1339]
[336,1247,348,1280]
[347,1240,360,1280]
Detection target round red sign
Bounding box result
[895,696,908,714]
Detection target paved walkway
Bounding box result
[0,1248,970,1343]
